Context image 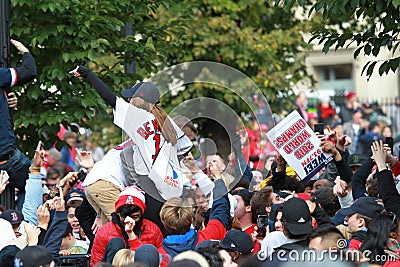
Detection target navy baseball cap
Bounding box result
[340,197,384,219]
[232,189,254,206]
[66,188,86,203]
[121,85,139,99]
[121,82,160,104]
[220,230,254,254]
[0,210,24,225]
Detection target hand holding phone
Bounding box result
[385,137,394,153]
[314,123,324,135]
[256,215,269,238]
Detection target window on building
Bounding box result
[320,64,352,80]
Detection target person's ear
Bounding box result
[245,205,252,213]
[390,231,397,239]
[358,217,365,228]
[265,206,271,214]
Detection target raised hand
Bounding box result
[10,39,29,54]
[76,150,94,170]
[69,66,89,78]
[371,140,387,172]
[333,176,348,197]
[320,141,341,161]
[25,223,40,246]
[37,205,51,230]
[182,152,200,173]
[124,216,137,240]
[69,66,80,77]
[53,187,65,211]
[91,217,104,235]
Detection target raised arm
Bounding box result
[71,66,117,108]
[232,133,253,184]
[373,140,400,214]
[22,141,46,225]
[0,40,36,89]
[320,141,352,183]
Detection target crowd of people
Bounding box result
[2,41,400,267]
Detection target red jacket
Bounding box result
[90,218,162,266]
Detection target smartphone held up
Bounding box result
[256,215,269,238]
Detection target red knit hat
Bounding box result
[114,186,146,214]
[346,91,356,100]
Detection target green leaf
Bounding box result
[364,44,371,55]
[366,61,377,77]
[145,37,156,51]
[379,62,388,76]
[361,61,371,76]
[394,0,400,8]
[389,57,400,72]
[97,38,110,46]
[353,46,363,59]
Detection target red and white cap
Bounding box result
[114,186,146,214]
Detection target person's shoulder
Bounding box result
[142,218,162,232]
[97,221,117,235]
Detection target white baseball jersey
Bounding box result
[82,139,133,190]
[113,97,192,175]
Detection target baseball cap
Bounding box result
[346,91,356,100]
[121,82,160,104]
[173,115,198,134]
[331,121,342,129]
[282,198,312,236]
[195,240,221,251]
[340,197,384,219]
[0,210,24,225]
[231,189,254,206]
[14,245,53,267]
[220,230,254,254]
[0,245,20,267]
[66,188,86,203]
[134,244,161,267]
[352,107,363,115]
[114,186,146,214]
[347,154,366,168]
[120,84,139,99]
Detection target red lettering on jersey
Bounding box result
[143,122,154,135]
[152,133,161,160]
[152,119,160,132]
[137,127,149,139]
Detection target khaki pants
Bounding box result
[85,180,121,224]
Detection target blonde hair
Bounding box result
[132,98,177,145]
[112,249,135,267]
[160,197,193,234]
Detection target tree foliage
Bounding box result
[10,0,314,155]
[10,0,190,155]
[278,0,400,78]
[159,0,314,118]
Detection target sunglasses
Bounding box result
[120,213,142,221]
